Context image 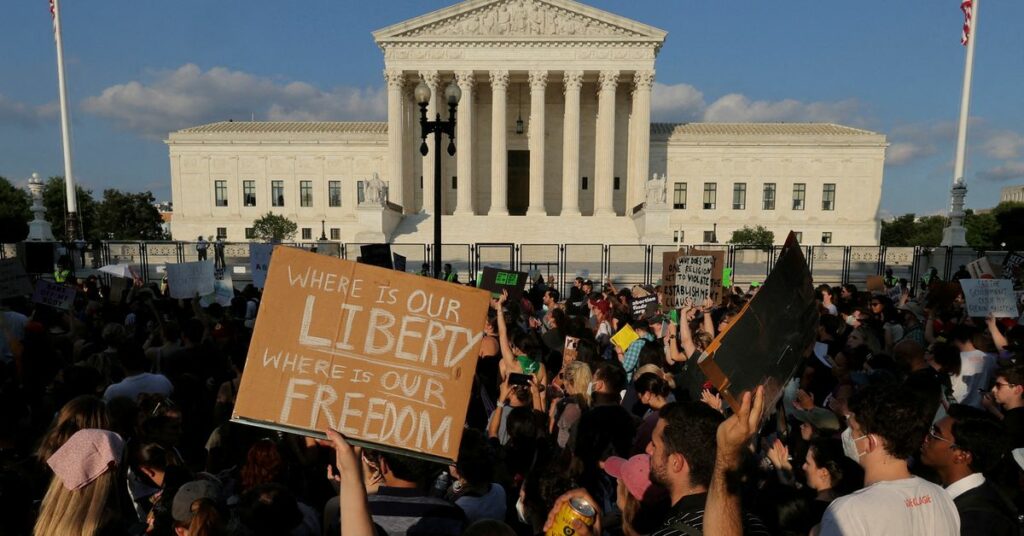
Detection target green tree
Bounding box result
[252,212,297,242]
[42,177,99,241]
[964,209,999,248]
[94,189,167,240]
[0,176,31,222]
[993,203,1024,250]
[728,225,774,248]
[881,214,947,247]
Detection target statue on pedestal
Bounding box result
[362,173,388,207]
[646,173,667,206]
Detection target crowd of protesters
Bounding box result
[1,259,1023,536]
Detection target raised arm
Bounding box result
[986,314,1009,352]
[325,429,375,536]
[493,291,516,367]
[704,385,765,536]
[701,298,715,337]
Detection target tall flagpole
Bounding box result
[942,0,977,247]
[51,0,80,241]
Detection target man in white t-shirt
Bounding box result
[103,346,173,402]
[950,325,996,409]
[820,384,960,536]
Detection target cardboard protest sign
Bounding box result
[631,295,659,320]
[165,261,216,299]
[960,279,1019,318]
[200,274,235,307]
[249,244,274,289]
[697,232,818,413]
[563,336,579,363]
[0,258,33,299]
[392,253,407,273]
[866,275,886,293]
[360,244,393,270]
[31,280,76,310]
[479,267,528,303]
[661,250,683,306]
[232,246,491,464]
[966,258,995,279]
[668,250,725,308]
[611,324,640,352]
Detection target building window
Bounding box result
[452,176,457,189]
[357,181,365,204]
[614,177,620,190]
[792,183,806,210]
[581,176,588,190]
[673,183,687,209]
[300,180,313,207]
[732,183,746,210]
[673,230,684,243]
[330,228,340,240]
[243,180,256,207]
[763,183,776,210]
[216,227,226,239]
[272,180,285,207]
[419,176,423,188]
[822,183,836,211]
[703,231,716,243]
[821,232,832,244]
[794,231,803,243]
[301,228,312,240]
[329,181,341,207]
[214,180,228,207]
[703,183,717,210]
[245,227,255,239]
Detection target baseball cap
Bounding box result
[47,429,124,491]
[173,480,222,523]
[603,454,657,502]
[792,407,840,432]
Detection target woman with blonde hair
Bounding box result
[36,395,111,463]
[549,360,592,448]
[34,429,125,536]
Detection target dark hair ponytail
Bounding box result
[635,372,670,398]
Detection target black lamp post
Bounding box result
[319,219,327,241]
[415,79,461,279]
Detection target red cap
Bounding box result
[603,454,656,502]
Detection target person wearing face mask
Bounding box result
[819,384,960,536]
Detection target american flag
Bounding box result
[961,0,973,46]
[49,0,55,19]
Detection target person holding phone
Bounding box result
[492,290,548,408]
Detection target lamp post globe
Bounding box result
[414,81,431,105]
[444,82,462,106]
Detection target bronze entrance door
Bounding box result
[507,150,529,215]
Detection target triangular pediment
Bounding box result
[373,0,667,43]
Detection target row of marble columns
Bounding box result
[384,68,654,216]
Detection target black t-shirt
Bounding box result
[651,492,771,536]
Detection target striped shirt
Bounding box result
[651,492,771,536]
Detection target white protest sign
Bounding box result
[249,243,274,289]
[960,279,1019,318]
[32,280,76,310]
[200,274,235,307]
[966,258,995,279]
[672,255,714,307]
[165,261,215,299]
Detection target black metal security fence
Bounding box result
[2,241,1010,299]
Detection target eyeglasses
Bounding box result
[926,426,958,449]
[870,302,882,307]
[993,381,1014,390]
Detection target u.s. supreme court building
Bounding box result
[167,0,888,246]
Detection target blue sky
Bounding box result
[2,0,1023,218]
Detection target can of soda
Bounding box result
[546,496,596,536]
